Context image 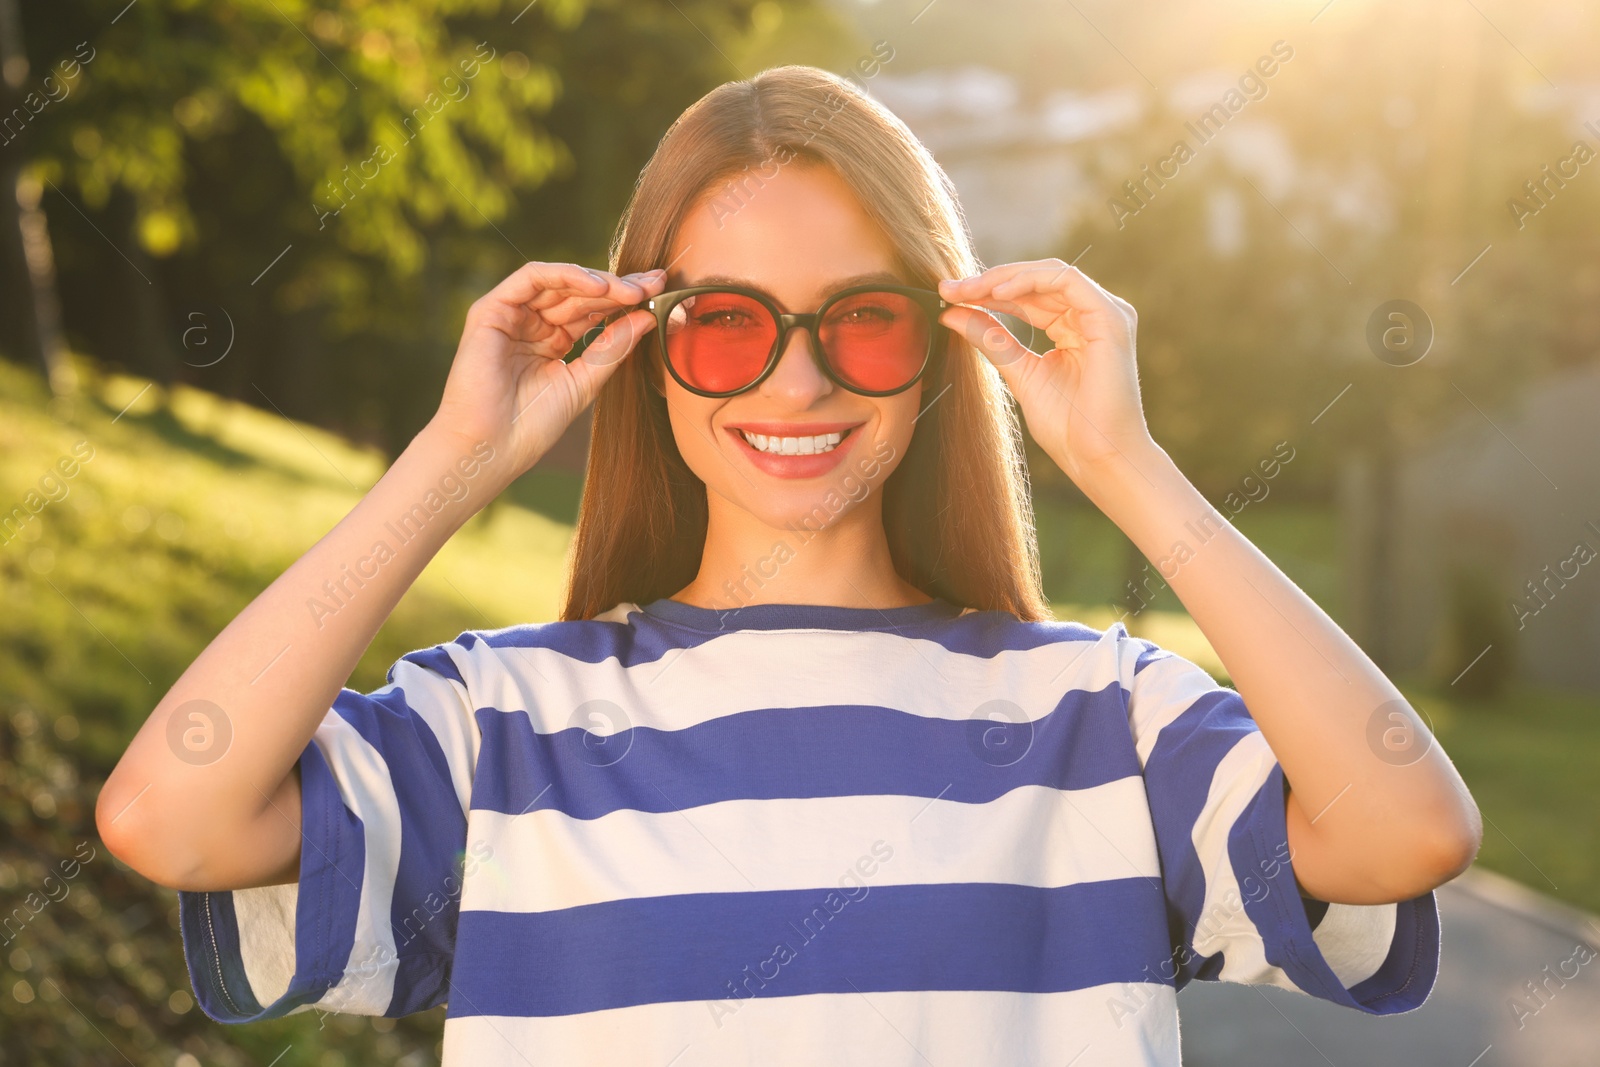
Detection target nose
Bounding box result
[758,323,833,405]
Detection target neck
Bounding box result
[673,489,930,611]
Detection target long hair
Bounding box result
[561,64,1050,622]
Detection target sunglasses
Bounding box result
[569,283,950,398]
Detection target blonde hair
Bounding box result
[561,65,1049,621]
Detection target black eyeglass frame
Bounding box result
[641,283,952,399]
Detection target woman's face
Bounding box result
[657,162,922,533]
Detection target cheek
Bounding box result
[827,394,918,505]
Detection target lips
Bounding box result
[723,422,864,479]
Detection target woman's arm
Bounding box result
[1075,438,1480,903]
[939,261,1482,906]
[95,262,665,893]
[95,427,499,892]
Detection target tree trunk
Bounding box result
[0,0,69,393]
[1340,422,1399,671]
[1367,417,1398,671]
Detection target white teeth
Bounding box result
[739,430,845,455]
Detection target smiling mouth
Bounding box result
[736,428,851,455]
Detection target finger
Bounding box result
[534,267,667,312]
[541,293,654,329]
[534,271,670,337]
[573,307,657,372]
[484,261,611,310]
[939,304,1038,381]
[946,293,1075,334]
[970,265,1129,346]
[939,259,1074,301]
[990,263,1118,312]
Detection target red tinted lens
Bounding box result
[818,292,930,392]
[664,293,777,393]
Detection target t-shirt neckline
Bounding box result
[639,596,964,633]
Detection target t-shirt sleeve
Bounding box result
[177,639,482,1022]
[1121,630,1440,1013]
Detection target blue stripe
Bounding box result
[178,740,364,1022]
[296,739,368,1002]
[474,614,716,668]
[448,878,1173,1017]
[1138,685,1257,988]
[909,610,1107,658]
[328,684,468,1015]
[396,645,465,687]
[1130,637,1171,676]
[1347,894,1440,1011]
[640,596,964,632]
[469,688,1142,817]
[640,597,1110,658]
[178,883,258,1021]
[470,606,1110,673]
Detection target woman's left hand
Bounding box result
[938,261,1156,486]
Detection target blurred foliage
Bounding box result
[0,0,852,454]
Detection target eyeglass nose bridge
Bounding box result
[645,287,948,397]
[770,312,828,379]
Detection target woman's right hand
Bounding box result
[428,261,666,478]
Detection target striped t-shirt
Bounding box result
[178,597,1440,1064]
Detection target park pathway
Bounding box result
[1176,866,1600,1066]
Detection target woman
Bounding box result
[98,65,1480,1064]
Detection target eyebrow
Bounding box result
[677,271,907,308]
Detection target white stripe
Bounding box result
[591,601,641,624]
[232,881,299,1006]
[460,779,1161,914]
[1311,899,1398,987]
[309,711,402,1014]
[454,624,1124,735]
[441,985,1181,1066]
[1126,650,1221,766]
